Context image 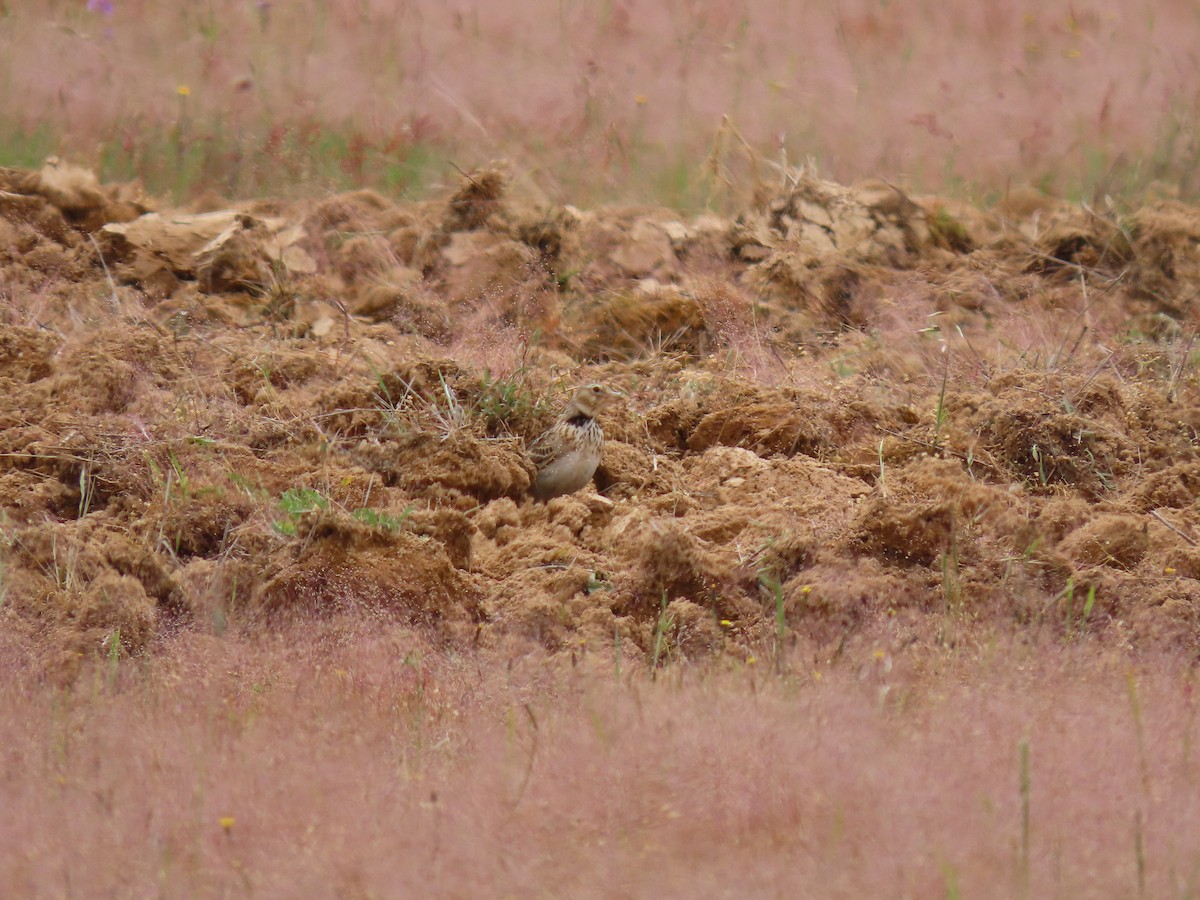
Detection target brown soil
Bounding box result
[4,161,1200,668]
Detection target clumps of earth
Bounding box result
[3,156,1200,673]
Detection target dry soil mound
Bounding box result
[4,162,1200,667]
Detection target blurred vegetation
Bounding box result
[2,1,1199,207]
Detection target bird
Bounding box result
[527,383,620,500]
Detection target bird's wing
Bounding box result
[525,426,560,468]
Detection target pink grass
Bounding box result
[4,1,1200,201]
[3,623,1198,896]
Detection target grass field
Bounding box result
[5,626,1200,897]
[4,1,1200,204]
[5,2,1200,897]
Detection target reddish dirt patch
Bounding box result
[4,163,1200,666]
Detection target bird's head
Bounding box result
[566,383,621,418]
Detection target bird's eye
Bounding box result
[592,386,602,392]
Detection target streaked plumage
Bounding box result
[527,384,619,500]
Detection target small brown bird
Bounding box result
[527,383,620,500]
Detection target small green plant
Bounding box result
[941,539,961,616]
[78,465,97,518]
[930,205,971,250]
[939,510,962,624]
[933,346,950,450]
[1063,579,1096,639]
[104,626,121,690]
[1080,446,1115,492]
[508,703,540,808]
[145,451,195,507]
[1018,738,1032,896]
[585,571,611,594]
[1126,671,1152,796]
[352,505,413,531]
[878,438,888,499]
[650,592,674,675]
[211,574,233,636]
[228,471,269,502]
[1133,809,1146,899]
[1030,443,1049,486]
[167,309,191,344]
[144,453,164,491]
[279,487,327,514]
[1183,672,1197,782]
[50,533,81,591]
[613,623,622,681]
[828,353,857,379]
[273,487,327,536]
[939,859,962,900]
[168,452,192,501]
[758,572,787,670]
[1126,672,1150,898]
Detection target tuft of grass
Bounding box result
[476,370,541,432]
[428,374,469,439]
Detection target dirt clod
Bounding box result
[1061,514,1151,569]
